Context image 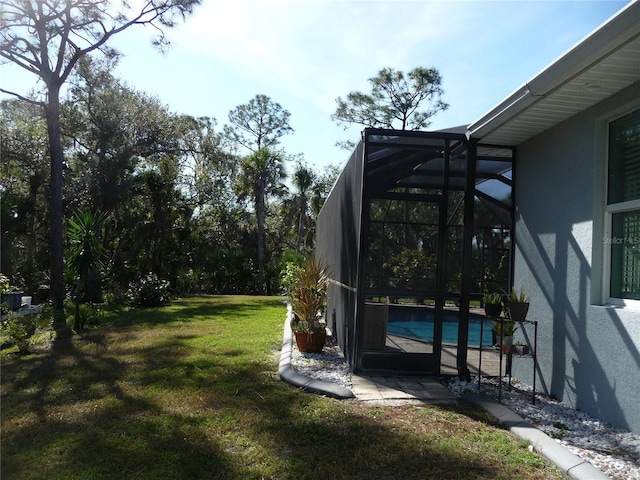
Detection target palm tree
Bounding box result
[237,148,286,294]
[66,210,106,332]
[291,163,315,254]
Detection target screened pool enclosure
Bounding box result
[316,129,514,377]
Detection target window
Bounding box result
[606,109,640,302]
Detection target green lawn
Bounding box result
[1,295,565,480]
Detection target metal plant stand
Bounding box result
[478,316,538,404]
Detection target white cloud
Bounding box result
[172,0,458,113]
[2,0,629,170]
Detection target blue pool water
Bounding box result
[386,307,493,347]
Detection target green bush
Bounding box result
[77,303,104,329]
[280,262,302,296]
[127,273,172,307]
[1,313,38,353]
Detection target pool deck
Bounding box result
[386,334,505,376]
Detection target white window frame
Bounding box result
[603,109,640,309]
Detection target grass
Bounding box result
[1,295,565,480]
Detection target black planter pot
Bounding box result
[484,303,503,317]
[508,302,530,322]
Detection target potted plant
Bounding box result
[483,292,503,317]
[514,341,530,355]
[493,319,517,354]
[506,287,529,322]
[282,258,330,353]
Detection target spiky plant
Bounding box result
[66,210,107,332]
[285,258,329,334]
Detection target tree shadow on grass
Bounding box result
[1,297,556,480]
[1,330,250,479]
[207,370,544,480]
[106,296,285,328]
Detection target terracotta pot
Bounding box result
[294,330,327,353]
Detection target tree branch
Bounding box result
[0,87,46,107]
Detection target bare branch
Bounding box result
[0,87,45,107]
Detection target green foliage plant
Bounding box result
[77,303,104,328]
[483,292,502,305]
[1,273,10,314]
[493,320,517,337]
[483,292,504,316]
[388,248,436,290]
[66,210,106,285]
[66,210,107,331]
[506,287,529,304]
[0,273,10,294]
[283,258,329,334]
[127,273,172,307]
[1,312,37,354]
[225,94,293,151]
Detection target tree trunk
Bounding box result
[256,181,266,295]
[295,194,306,253]
[25,171,40,290]
[45,83,66,328]
[73,296,81,333]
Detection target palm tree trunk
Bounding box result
[295,194,307,253]
[256,182,266,295]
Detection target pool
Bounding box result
[386,306,493,347]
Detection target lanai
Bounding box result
[317,128,515,378]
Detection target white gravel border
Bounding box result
[291,341,640,480]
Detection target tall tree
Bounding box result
[63,58,211,289]
[0,0,201,327]
[66,56,188,214]
[291,162,315,254]
[180,115,236,210]
[332,67,449,135]
[0,99,50,290]
[225,94,293,153]
[237,148,286,294]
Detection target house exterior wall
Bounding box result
[512,81,640,433]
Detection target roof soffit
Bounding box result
[469,2,640,146]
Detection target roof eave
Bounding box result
[467,0,640,143]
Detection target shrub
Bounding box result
[77,303,104,329]
[127,273,172,307]
[280,262,302,296]
[0,273,10,293]
[1,313,38,354]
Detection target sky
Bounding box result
[0,0,633,173]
